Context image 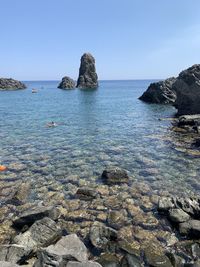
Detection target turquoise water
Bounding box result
[0,80,199,203]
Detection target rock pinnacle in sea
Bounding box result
[76,53,98,89]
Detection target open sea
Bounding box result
[0,80,200,205]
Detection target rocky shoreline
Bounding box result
[0,167,200,266]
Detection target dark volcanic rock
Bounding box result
[0,245,32,264]
[0,78,26,90]
[102,167,129,184]
[34,234,88,266]
[139,77,176,104]
[13,206,60,228]
[75,187,98,200]
[173,64,200,115]
[14,217,62,251]
[58,76,76,89]
[169,208,190,223]
[76,53,98,88]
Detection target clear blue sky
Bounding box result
[1,0,200,80]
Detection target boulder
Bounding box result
[173,64,200,115]
[0,262,19,267]
[77,53,98,88]
[169,208,190,223]
[89,222,118,249]
[120,253,142,267]
[102,167,129,185]
[0,78,26,90]
[75,187,98,200]
[6,182,31,206]
[58,76,76,89]
[0,245,32,264]
[139,77,176,104]
[14,217,62,250]
[179,220,200,238]
[13,206,60,228]
[33,234,88,266]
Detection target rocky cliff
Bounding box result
[173,64,200,115]
[139,77,176,104]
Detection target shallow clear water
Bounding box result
[0,80,199,203]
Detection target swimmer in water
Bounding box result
[46,121,57,127]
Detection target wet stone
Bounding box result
[107,210,130,230]
[179,220,200,238]
[76,187,98,201]
[120,253,142,267]
[169,208,190,223]
[34,234,88,267]
[102,167,129,185]
[13,206,60,228]
[90,222,118,249]
[14,217,62,250]
[143,241,173,267]
[0,245,32,264]
[67,262,102,267]
[97,253,120,267]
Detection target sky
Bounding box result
[1,0,200,80]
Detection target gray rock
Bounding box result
[120,254,142,267]
[90,222,118,249]
[179,220,200,237]
[67,262,102,267]
[14,217,62,250]
[0,245,32,264]
[139,77,176,104]
[158,197,175,212]
[173,64,200,115]
[34,234,88,266]
[174,197,200,217]
[0,78,26,90]
[169,208,190,223]
[58,76,76,89]
[76,187,98,200]
[13,206,60,228]
[77,53,98,89]
[0,262,19,267]
[102,167,129,185]
[97,253,120,267]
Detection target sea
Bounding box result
[0,80,199,204]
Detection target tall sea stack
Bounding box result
[76,53,98,89]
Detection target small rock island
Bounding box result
[76,53,98,89]
[57,76,76,89]
[0,78,26,90]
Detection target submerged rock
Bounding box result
[13,206,60,228]
[58,76,76,89]
[173,64,200,115]
[169,208,190,223]
[75,187,98,201]
[89,222,118,249]
[102,167,129,185]
[139,77,176,104]
[0,78,26,90]
[77,53,98,88]
[179,220,200,237]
